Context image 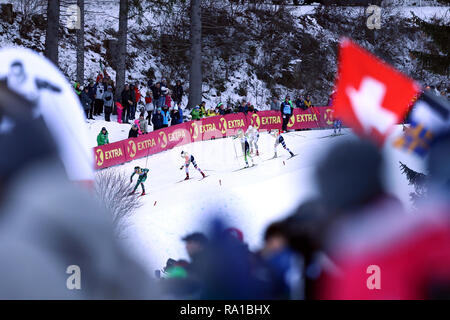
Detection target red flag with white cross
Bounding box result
[333,38,420,145]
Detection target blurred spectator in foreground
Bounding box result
[0,85,154,299]
[316,139,450,299]
[97,127,109,146]
[182,232,208,277]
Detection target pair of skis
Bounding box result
[176,175,209,183]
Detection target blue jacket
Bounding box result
[281,101,293,115]
[178,108,184,124]
[161,109,171,125]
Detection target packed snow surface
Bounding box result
[88,120,423,272]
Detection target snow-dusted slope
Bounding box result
[88,123,424,272]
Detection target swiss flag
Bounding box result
[333,39,420,145]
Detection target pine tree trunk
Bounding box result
[188,0,202,109]
[44,0,60,66]
[76,0,85,84]
[115,0,128,100]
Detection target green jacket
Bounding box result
[199,106,206,118]
[191,108,201,120]
[97,132,109,146]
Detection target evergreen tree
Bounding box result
[399,161,428,207]
[411,13,449,76]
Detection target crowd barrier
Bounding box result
[94,106,335,169]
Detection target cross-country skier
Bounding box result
[234,129,254,168]
[333,118,342,135]
[180,151,206,180]
[129,166,149,195]
[270,129,294,158]
[246,125,260,156]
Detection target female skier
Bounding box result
[180,151,206,180]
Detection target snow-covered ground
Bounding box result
[87,120,424,273]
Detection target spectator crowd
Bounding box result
[74,71,325,147]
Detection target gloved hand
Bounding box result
[180,165,184,170]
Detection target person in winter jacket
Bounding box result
[138,113,149,134]
[128,124,139,138]
[93,79,106,116]
[129,84,137,120]
[87,81,96,119]
[115,101,123,124]
[281,96,294,132]
[304,96,312,109]
[206,108,216,117]
[97,127,109,146]
[170,107,181,126]
[74,82,82,96]
[80,86,92,118]
[129,166,149,196]
[296,96,306,110]
[103,86,114,122]
[144,91,153,125]
[161,105,171,128]
[160,86,168,108]
[216,102,225,115]
[270,98,280,111]
[173,80,184,105]
[151,82,162,109]
[121,84,133,123]
[176,102,184,124]
[152,108,164,131]
[199,101,207,118]
[165,91,172,109]
[190,105,201,120]
[134,119,142,135]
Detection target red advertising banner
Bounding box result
[246,110,282,131]
[220,113,249,137]
[94,108,335,170]
[123,130,160,162]
[94,140,127,170]
[287,106,335,130]
[188,113,248,141]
